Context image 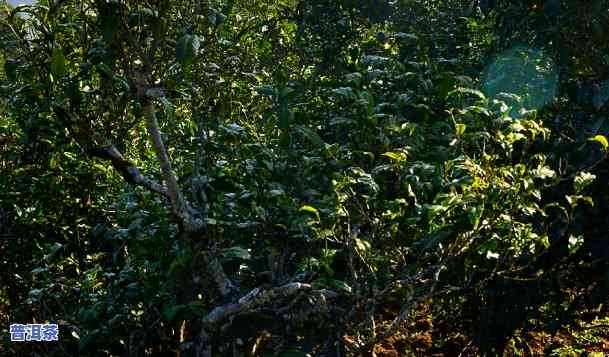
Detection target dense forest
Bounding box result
[1,0,609,356]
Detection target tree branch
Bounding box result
[202,283,338,327]
[201,251,238,298]
[91,145,169,198]
[130,50,235,302]
[52,106,169,199]
[357,266,466,353]
[139,89,205,234]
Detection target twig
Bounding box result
[357,266,467,352]
[458,341,473,357]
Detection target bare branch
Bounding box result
[139,88,205,234]
[201,251,238,298]
[202,283,338,327]
[133,75,239,299]
[95,145,169,198]
[52,106,169,199]
[357,266,466,353]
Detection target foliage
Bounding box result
[1,0,608,356]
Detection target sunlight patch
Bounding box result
[482,46,558,114]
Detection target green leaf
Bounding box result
[455,123,466,136]
[464,105,491,117]
[221,246,251,260]
[31,267,47,274]
[163,304,187,321]
[332,87,354,98]
[568,235,584,254]
[486,250,500,259]
[401,122,418,135]
[328,279,352,294]
[126,282,141,298]
[539,235,550,249]
[356,174,380,195]
[176,34,199,66]
[361,55,389,66]
[415,226,455,252]
[394,32,418,41]
[51,48,66,78]
[278,349,309,357]
[573,171,596,194]
[256,85,275,96]
[96,63,113,77]
[590,135,609,150]
[299,205,319,219]
[565,195,594,208]
[295,126,324,147]
[345,72,363,86]
[468,204,484,230]
[448,87,486,101]
[311,278,352,294]
[186,300,207,315]
[79,329,100,351]
[355,238,371,253]
[397,93,412,107]
[534,166,556,180]
[381,151,406,162]
[159,96,175,121]
[4,59,17,82]
[146,88,174,120]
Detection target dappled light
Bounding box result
[482,46,558,115]
[1,1,609,356]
